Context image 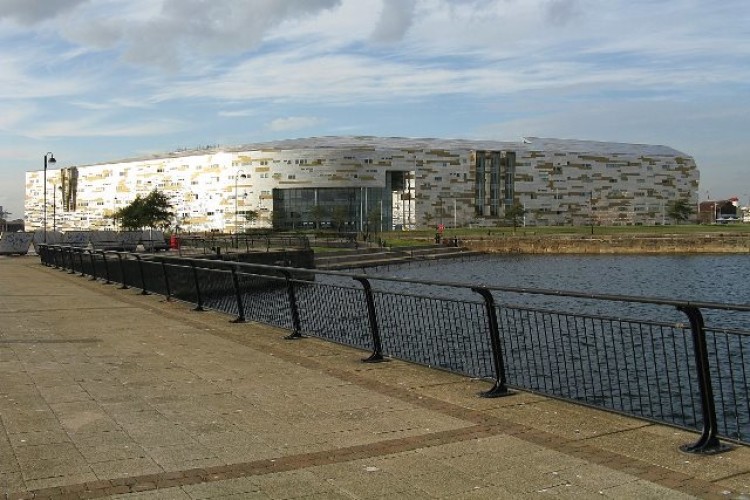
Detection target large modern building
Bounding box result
[25,136,699,232]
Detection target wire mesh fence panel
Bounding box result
[374,292,495,378]
[195,267,236,315]
[165,264,199,304]
[120,258,142,289]
[80,252,96,278]
[496,305,700,430]
[706,329,750,442]
[295,281,370,349]
[105,255,124,284]
[140,259,168,295]
[235,271,294,330]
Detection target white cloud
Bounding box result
[0,0,88,24]
[268,116,324,132]
[0,0,748,215]
[371,0,417,43]
[218,109,258,118]
[28,117,189,139]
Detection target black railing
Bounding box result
[38,244,750,454]
[177,234,310,254]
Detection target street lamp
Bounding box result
[43,152,56,243]
[234,170,247,237]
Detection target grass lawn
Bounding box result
[376,224,750,247]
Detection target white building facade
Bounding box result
[25,137,699,232]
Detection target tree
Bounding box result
[363,206,382,241]
[423,211,434,228]
[271,208,286,230]
[113,190,174,231]
[332,206,349,233]
[504,202,526,232]
[666,199,694,224]
[244,210,259,228]
[309,205,328,230]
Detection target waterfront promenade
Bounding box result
[2,256,750,499]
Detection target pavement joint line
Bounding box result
[6,261,741,499]
[0,339,101,344]
[8,425,502,499]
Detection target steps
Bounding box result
[314,245,483,270]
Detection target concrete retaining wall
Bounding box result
[462,233,750,254]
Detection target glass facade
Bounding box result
[272,187,392,232]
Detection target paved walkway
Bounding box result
[1,255,750,499]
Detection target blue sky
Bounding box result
[1,0,748,219]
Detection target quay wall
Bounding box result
[461,233,750,254]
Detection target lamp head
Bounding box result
[49,155,56,164]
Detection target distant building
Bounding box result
[24,136,699,232]
[0,205,23,232]
[699,198,742,223]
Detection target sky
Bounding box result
[1,0,748,220]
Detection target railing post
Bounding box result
[190,262,205,311]
[57,247,65,269]
[116,253,129,289]
[66,247,76,274]
[134,255,149,295]
[472,287,512,398]
[281,270,303,339]
[55,246,63,269]
[58,247,67,271]
[230,266,246,323]
[88,250,98,280]
[677,305,732,454]
[353,276,386,363]
[38,244,48,266]
[51,247,60,268]
[100,251,112,285]
[78,249,87,277]
[160,260,172,301]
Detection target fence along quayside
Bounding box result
[38,244,750,454]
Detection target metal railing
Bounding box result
[38,244,750,454]
[177,234,310,254]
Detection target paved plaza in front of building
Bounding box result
[1,255,750,499]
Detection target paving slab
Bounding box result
[2,255,750,499]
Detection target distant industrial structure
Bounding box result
[25,136,699,232]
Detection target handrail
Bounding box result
[36,243,750,453]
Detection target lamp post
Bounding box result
[42,152,56,242]
[52,182,57,233]
[234,170,247,237]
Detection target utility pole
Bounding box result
[0,206,9,233]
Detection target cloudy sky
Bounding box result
[1,0,748,219]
